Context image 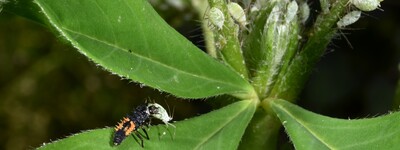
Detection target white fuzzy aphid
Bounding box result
[227,2,248,28]
[147,103,175,128]
[351,0,383,12]
[208,7,225,30]
[299,2,310,24]
[337,11,362,28]
[285,1,298,23]
[267,4,281,25]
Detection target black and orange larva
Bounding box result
[113,104,151,147]
[113,102,174,147]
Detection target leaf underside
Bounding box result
[34,0,252,98]
[271,99,400,150]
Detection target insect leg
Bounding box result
[142,128,150,140]
[135,132,145,148]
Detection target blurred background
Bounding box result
[0,0,399,149]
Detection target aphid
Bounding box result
[350,0,383,12]
[148,103,175,128]
[266,4,281,25]
[285,0,298,24]
[113,104,151,147]
[208,7,225,30]
[337,11,362,28]
[299,2,310,24]
[113,102,174,147]
[227,2,248,28]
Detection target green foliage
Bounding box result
[208,0,249,79]
[2,0,396,149]
[271,99,400,150]
[251,0,300,98]
[39,100,256,149]
[34,0,254,99]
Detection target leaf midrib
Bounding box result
[62,27,247,90]
[340,122,400,149]
[35,0,250,93]
[194,101,253,149]
[276,104,336,149]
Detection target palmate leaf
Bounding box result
[34,0,254,99]
[271,99,400,150]
[38,100,257,150]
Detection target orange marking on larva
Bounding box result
[123,117,130,121]
[114,117,131,131]
[125,121,136,136]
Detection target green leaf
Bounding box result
[38,100,257,149]
[34,0,253,98]
[2,0,46,25]
[238,108,281,150]
[271,99,400,150]
[207,0,249,79]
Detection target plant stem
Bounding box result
[269,0,349,102]
[251,1,300,98]
[192,0,217,58]
[238,108,281,150]
[243,1,275,77]
[208,0,249,79]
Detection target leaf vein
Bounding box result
[278,104,337,149]
[60,27,245,90]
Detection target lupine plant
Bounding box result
[2,0,398,149]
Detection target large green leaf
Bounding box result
[271,99,400,150]
[38,100,256,149]
[34,0,254,98]
[2,0,46,25]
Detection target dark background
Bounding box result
[0,0,399,149]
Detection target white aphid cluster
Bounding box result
[337,0,384,28]
[208,2,248,30]
[266,0,300,25]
